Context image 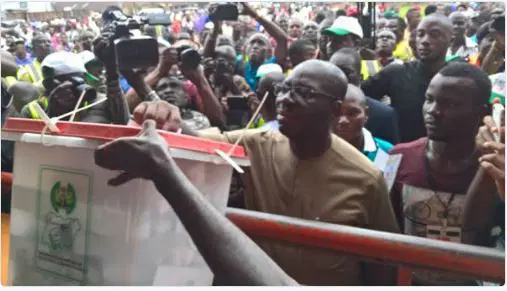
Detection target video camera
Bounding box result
[102,7,171,70]
[208,3,240,21]
[176,45,202,71]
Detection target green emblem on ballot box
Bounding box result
[45,182,80,252]
[35,167,92,283]
[51,182,77,216]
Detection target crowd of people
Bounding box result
[1,1,506,286]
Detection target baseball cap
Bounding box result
[256,63,283,78]
[78,50,97,66]
[41,51,87,78]
[322,16,364,39]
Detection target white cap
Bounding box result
[323,16,364,39]
[204,21,214,30]
[78,50,97,66]
[256,63,283,78]
[41,51,87,77]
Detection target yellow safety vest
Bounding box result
[27,96,89,120]
[249,116,265,129]
[155,25,163,38]
[3,76,17,88]
[360,60,381,81]
[27,96,49,120]
[392,40,414,62]
[18,60,43,84]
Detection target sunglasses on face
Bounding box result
[274,83,336,101]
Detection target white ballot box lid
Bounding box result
[2,118,250,166]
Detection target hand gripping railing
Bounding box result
[225,208,505,285]
[1,172,504,285]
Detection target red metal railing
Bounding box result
[2,172,504,285]
[1,172,12,195]
[225,208,505,284]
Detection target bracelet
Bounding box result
[147,90,160,101]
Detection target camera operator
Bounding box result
[124,42,226,129]
[204,46,252,99]
[480,15,505,75]
[239,3,290,91]
[19,32,129,125]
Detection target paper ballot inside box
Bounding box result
[2,118,250,286]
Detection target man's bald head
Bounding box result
[258,71,285,119]
[246,33,272,65]
[215,45,236,62]
[292,59,348,101]
[258,71,285,92]
[277,59,348,141]
[329,48,361,86]
[449,11,468,39]
[449,11,466,21]
[289,17,304,26]
[216,35,234,47]
[416,13,453,61]
[345,84,367,107]
[289,17,304,38]
[418,13,453,38]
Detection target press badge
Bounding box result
[426,223,462,243]
[383,154,403,192]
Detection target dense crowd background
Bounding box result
[0,1,505,286]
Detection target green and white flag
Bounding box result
[490,72,505,105]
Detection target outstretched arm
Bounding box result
[241,3,289,66]
[203,20,222,58]
[154,155,297,286]
[94,120,297,286]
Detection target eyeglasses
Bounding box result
[274,83,337,101]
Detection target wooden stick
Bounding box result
[69,90,87,122]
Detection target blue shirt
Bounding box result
[470,34,478,45]
[16,55,33,66]
[119,76,131,94]
[237,55,277,91]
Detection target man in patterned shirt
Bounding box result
[154,76,211,131]
[388,63,498,285]
[447,12,478,61]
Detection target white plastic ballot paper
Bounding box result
[2,118,250,286]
